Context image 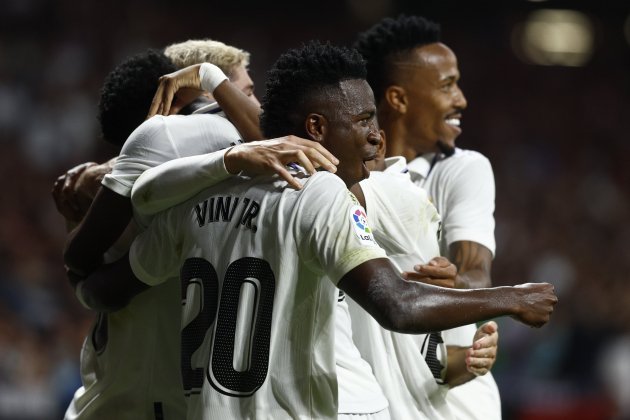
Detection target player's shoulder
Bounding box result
[294,171,354,206]
[433,148,493,177]
[450,148,491,166]
[301,171,347,190]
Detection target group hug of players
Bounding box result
[53,14,557,420]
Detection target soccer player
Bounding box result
[57,44,336,419]
[79,41,556,419]
[346,133,497,419]
[355,15,502,419]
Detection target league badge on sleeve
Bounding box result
[350,205,378,246]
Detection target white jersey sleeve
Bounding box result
[128,206,185,286]
[423,149,496,256]
[102,114,241,198]
[131,149,231,218]
[295,174,387,284]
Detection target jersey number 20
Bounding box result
[180,257,276,397]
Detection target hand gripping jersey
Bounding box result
[65,114,241,420]
[408,149,501,420]
[129,172,387,420]
[346,158,457,419]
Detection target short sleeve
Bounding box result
[128,207,183,286]
[102,116,176,197]
[295,174,387,284]
[441,153,496,256]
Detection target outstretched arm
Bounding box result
[338,258,556,334]
[132,137,339,217]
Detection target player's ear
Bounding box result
[305,113,326,142]
[384,85,407,114]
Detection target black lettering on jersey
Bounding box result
[236,198,251,227]
[236,200,259,233]
[195,196,246,227]
[216,196,237,222]
[194,200,208,227]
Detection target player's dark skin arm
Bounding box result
[445,347,478,388]
[212,81,263,141]
[74,253,148,312]
[450,240,493,289]
[63,186,132,276]
[64,79,260,276]
[337,258,557,333]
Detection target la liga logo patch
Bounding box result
[353,209,371,233]
[350,205,377,246]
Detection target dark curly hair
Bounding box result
[97,49,176,147]
[260,41,367,139]
[354,15,441,102]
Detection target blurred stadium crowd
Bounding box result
[1,0,628,419]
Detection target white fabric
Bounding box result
[407,148,496,257]
[199,62,228,93]
[132,148,231,220]
[335,293,389,414]
[408,148,501,420]
[128,131,391,416]
[65,280,185,420]
[347,161,457,420]
[338,407,391,420]
[102,114,240,199]
[66,114,242,420]
[129,171,387,419]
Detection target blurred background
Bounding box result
[1,0,629,418]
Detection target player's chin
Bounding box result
[437,139,456,157]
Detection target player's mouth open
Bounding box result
[445,114,462,128]
[445,118,460,126]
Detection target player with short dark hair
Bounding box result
[57,42,337,420]
[355,14,501,420]
[98,49,177,147]
[83,40,557,419]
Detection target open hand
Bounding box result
[466,321,498,376]
[224,136,339,189]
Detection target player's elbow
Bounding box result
[365,289,415,333]
[63,237,100,276]
[80,282,131,312]
[375,302,415,333]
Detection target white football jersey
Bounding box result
[335,292,389,415]
[66,114,241,420]
[129,171,387,419]
[408,149,501,420]
[347,158,458,420]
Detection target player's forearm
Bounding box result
[64,187,133,275]
[455,268,491,289]
[444,346,476,388]
[385,283,518,333]
[341,259,518,334]
[131,150,231,216]
[450,240,493,289]
[75,253,148,312]
[213,81,263,141]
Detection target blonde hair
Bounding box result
[164,39,250,77]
